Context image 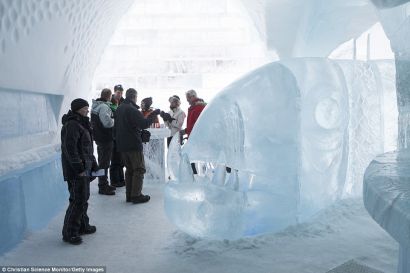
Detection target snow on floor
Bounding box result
[0,182,398,273]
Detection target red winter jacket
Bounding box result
[186,98,206,137]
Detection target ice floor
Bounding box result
[0,182,398,273]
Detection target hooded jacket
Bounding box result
[91,98,114,142]
[61,110,98,181]
[114,98,156,152]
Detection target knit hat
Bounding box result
[114,84,123,92]
[141,97,153,108]
[71,98,89,112]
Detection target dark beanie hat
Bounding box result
[114,84,123,92]
[71,98,89,112]
[142,97,153,107]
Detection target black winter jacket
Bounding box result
[114,99,154,152]
[61,110,98,181]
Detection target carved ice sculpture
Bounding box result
[165,58,396,240]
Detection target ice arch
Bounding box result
[0,0,399,252]
[240,0,379,58]
[92,0,273,110]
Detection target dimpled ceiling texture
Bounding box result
[0,0,134,99]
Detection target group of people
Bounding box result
[60,85,206,245]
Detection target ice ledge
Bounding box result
[364,149,410,273]
[0,144,60,180]
[146,127,171,139]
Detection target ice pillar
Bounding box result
[372,0,410,149]
[395,55,410,149]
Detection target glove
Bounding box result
[147,109,161,120]
[161,112,174,122]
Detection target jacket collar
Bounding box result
[61,110,90,126]
[189,98,206,109]
[124,98,140,109]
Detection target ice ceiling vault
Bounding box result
[0,0,397,99]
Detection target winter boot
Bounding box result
[131,194,150,204]
[79,225,96,235]
[63,235,82,245]
[111,181,125,187]
[98,184,115,195]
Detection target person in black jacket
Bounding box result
[110,84,126,188]
[114,88,160,204]
[61,98,98,245]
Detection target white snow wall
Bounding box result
[0,0,134,254]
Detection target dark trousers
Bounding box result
[121,150,146,199]
[62,177,90,238]
[96,141,113,187]
[167,134,183,147]
[191,163,197,174]
[110,141,124,183]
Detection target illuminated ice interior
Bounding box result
[0,0,409,258]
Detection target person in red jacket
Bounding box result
[180,89,207,174]
[181,89,207,139]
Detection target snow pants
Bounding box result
[110,140,124,184]
[62,177,90,238]
[96,140,113,187]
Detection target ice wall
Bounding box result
[165,58,397,240]
[0,158,65,254]
[0,0,134,254]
